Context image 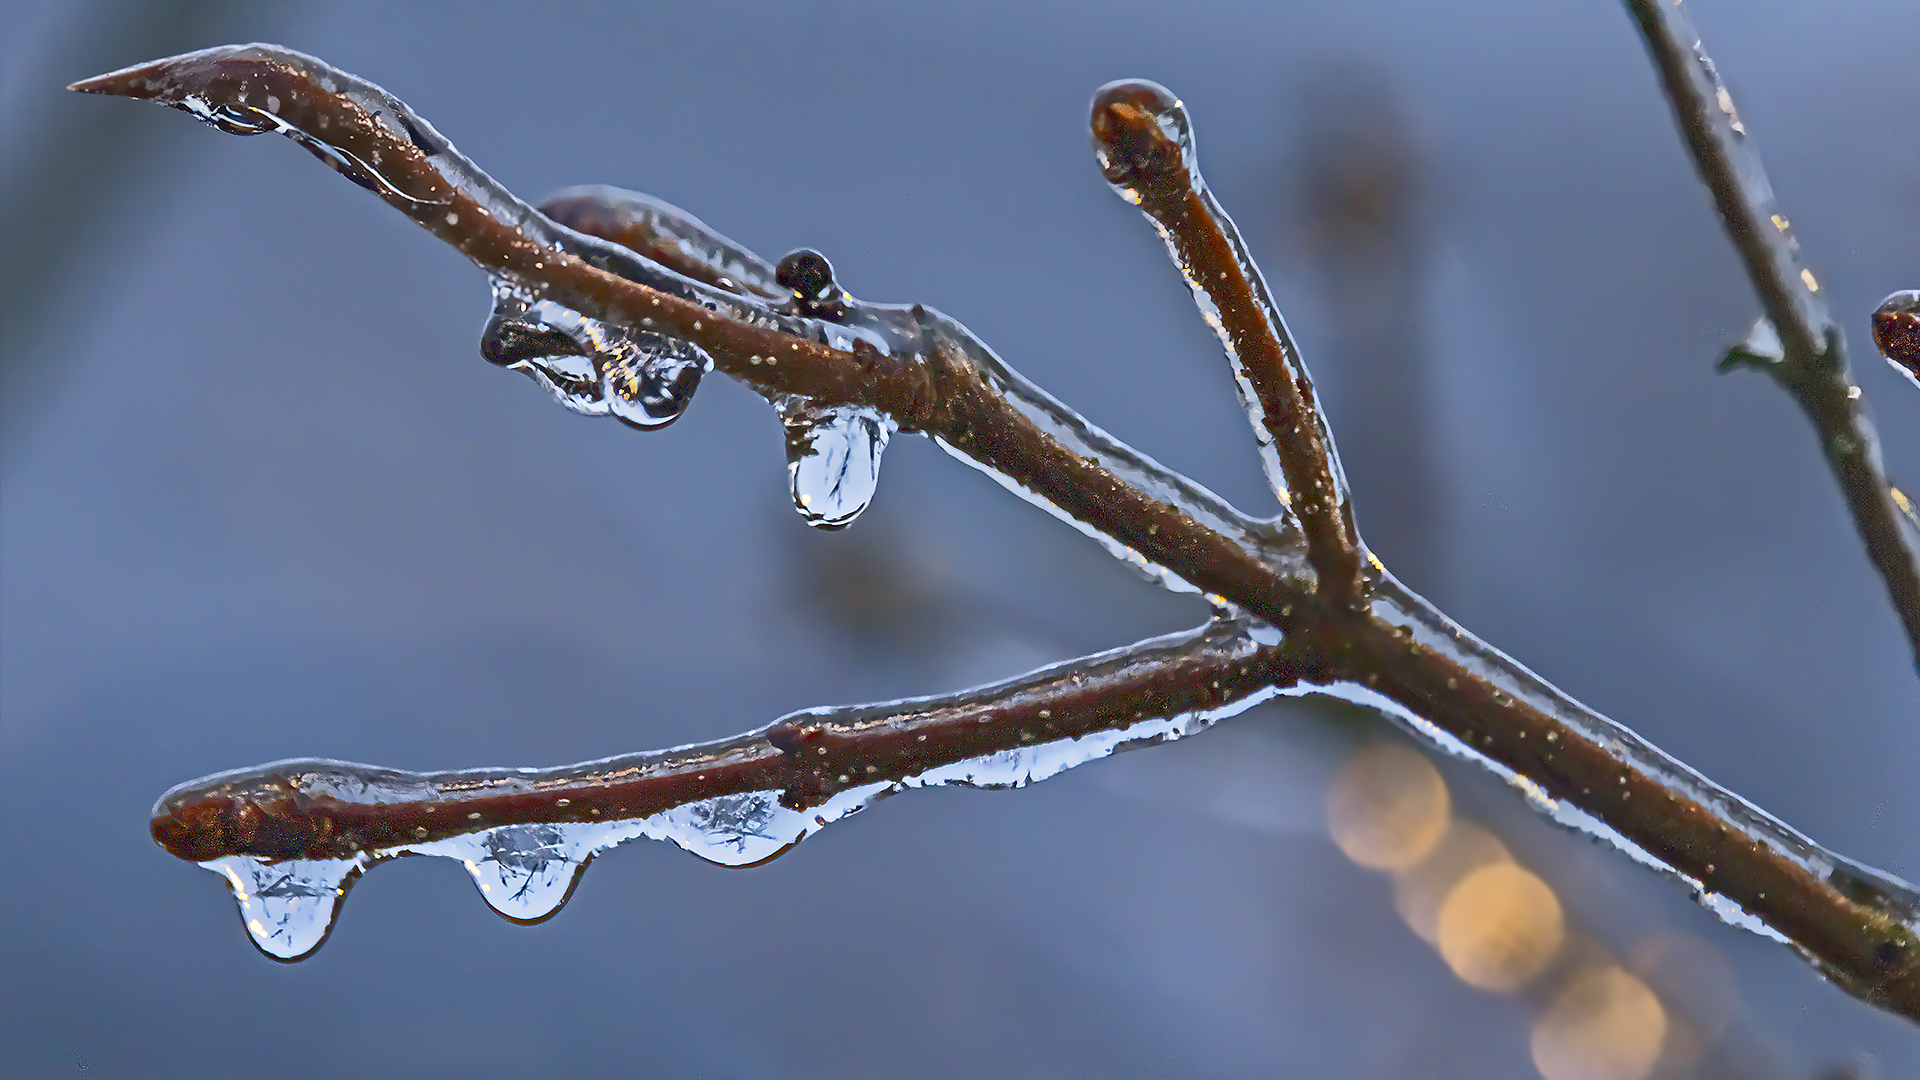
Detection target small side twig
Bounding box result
[1626,0,1920,672]
[1090,80,1366,608]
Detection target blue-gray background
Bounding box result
[2,1,1915,1076]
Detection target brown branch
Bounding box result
[1090,81,1365,608]
[151,620,1303,863]
[1624,0,1920,673]
[74,44,1920,1021]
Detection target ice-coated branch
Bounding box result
[1624,0,1920,672]
[1090,80,1364,607]
[74,45,1920,1020]
[150,617,1303,959]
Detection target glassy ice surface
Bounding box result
[779,399,893,529]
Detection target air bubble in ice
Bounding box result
[778,399,893,529]
[203,855,358,962]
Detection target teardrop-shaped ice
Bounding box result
[778,400,893,529]
[653,791,801,867]
[203,855,358,962]
[602,333,710,430]
[454,824,588,924]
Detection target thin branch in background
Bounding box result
[1625,0,1920,671]
[71,41,1920,1021]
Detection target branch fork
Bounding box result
[72,27,1920,1021]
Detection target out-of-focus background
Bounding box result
[2,1,1916,1077]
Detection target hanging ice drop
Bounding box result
[601,332,710,430]
[204,855,359,962]
[449,824,589,923]
[779,398,893,529]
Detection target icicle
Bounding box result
[777,398,892,529]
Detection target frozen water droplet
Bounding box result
[602,333,710,430]
[774,248,849,319]
[480,278,708,425]
[654,791,800,867]
[204,855,358,962]
[778,399,893,529]
[454,824,588,923]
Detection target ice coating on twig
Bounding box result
[1361,575,1920,935]
[70,44,1306,592]
[1090,80,1362,601]
[541,185,786,302]
[151,617,1300,959]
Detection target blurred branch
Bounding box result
[74,44,1920,1020]
[1625,0,1920,672]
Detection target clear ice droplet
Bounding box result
[654,792,798,867]
[452,824,588,923]
[480,277,708,427]
[602,333,710,430]
[204,855,358,962]
[779,399,893,529]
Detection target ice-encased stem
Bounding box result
[1090,79,1364,605]
[154,617,1307,958]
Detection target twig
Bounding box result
[152,618,1301,864]
[73,44,1920,1020]
[1624,0,1920,672]
[1090,80,1365,607]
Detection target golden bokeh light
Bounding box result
[1393,820,1513,944]
[1437,862,1564,991]
[1326,742,1450,870]
[1530,965,1667,1080]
